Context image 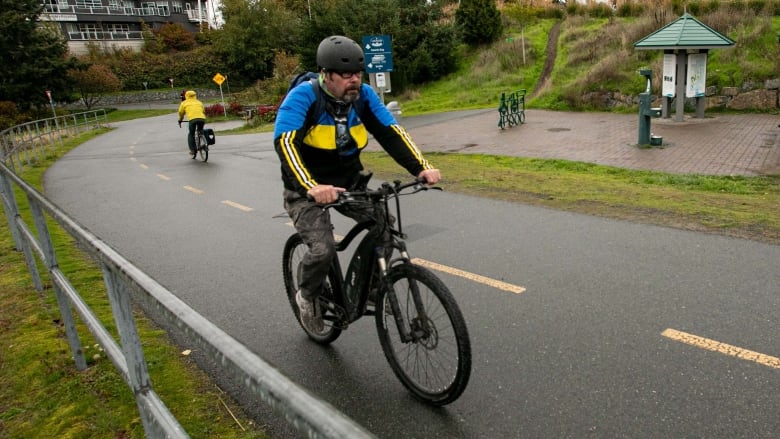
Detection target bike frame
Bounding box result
[323,181,431,342]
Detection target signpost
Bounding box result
[362,35,393,103]
[45,90,56,118]
[45,90,60,131]
[212,72,227,117]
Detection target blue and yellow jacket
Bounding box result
[274,79,432,195]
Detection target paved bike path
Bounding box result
[42,109,780,439]
[120,102,780,176]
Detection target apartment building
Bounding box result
[39,0,222,55]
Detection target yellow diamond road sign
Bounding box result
[212,73,225,85]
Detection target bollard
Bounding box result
[386,101,402,122]
[638,69,662,145]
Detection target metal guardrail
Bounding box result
[0,120,374,438]
[0,110,108,173]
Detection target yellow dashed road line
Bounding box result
[412,258,526,294]
[183,185,204,195]
[281,222,526,294]
[662,328,780,369]
[157,174,171,181]
[139,164,149,170]
[222,200,254,212]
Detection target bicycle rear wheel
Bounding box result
[375,263,471,406]
[282,233,342,344]
[197,132,208,162]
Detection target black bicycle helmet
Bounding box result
[316,35,365,72]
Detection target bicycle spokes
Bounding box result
[375,264,471,405]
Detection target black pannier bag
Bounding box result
[203,128,216,145]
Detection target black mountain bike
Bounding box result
[282,175,471,406]
[179,121,208,162]
[193,126,208,162]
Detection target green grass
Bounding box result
[0,131,267,438]
[362,152,780,244]
[106,108,174,122]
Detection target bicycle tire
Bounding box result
[197,132,208,162]
[375,263,471,405]
[282,233,342,344]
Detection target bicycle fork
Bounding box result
[376,243,432,344]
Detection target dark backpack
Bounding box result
[286,71,365,135]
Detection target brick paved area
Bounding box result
[398,109,780,176]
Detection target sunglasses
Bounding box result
[331,71,362,79]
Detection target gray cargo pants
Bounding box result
[283,189,384,301]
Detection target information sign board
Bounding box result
[362,35,393,73]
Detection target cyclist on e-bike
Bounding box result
[177,90,206,159]
[273,35,440,334]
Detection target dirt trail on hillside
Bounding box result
[530,20,562,98]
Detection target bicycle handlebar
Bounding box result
[318,179,439,208]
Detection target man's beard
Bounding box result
[341,88,359,104]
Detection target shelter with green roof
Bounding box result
[634,13,735,121]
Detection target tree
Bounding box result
[213,0,302,84]
[0,0,77,110]
[67,64,123,110]
[156,23,196,52]
[456,0,503,45]
[299,0,458,92]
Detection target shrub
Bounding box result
[256,105,278,123]
[205,103,224,117]
[228,101,244,116]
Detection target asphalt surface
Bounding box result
[41,106,780,438]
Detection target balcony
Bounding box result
[43,4,170,17]
[67,30,145,41]
[185,9,208,23]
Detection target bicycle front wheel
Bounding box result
[375,263,471,406]
[282,233,342,344]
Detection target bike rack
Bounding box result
[497,89,526,129]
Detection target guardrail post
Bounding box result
[0,171,43,290]
[101,266,186,438]
[28,197,88,370]
[0,172,24,251]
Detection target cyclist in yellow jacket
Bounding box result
[177,90,206,158]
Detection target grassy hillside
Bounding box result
[397,6,780,115]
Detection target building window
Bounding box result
[77,23,102,39]
[76,0,103,7]
[156,1,170,15]
[172,1,182,13]
[107,23,131,33]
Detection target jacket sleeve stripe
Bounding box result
[391,125,432,170]
[280,131,316,189]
